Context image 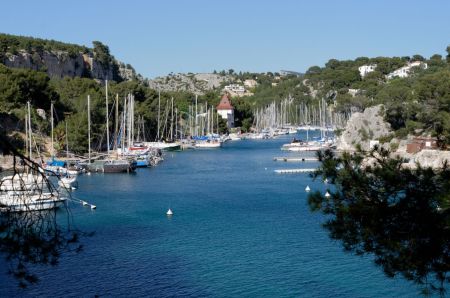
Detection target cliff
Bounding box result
[147,73,232,95]
[0,33,140,82]
[337,105,392,151]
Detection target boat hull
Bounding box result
[0,193,66,212]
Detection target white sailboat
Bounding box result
[58,176,77,189]
[0,102,67,212]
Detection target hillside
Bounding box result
[302,47,450,147]
[147,73,233,95]
[0,33,142,82]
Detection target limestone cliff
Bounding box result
[147,73,232,95]
[337,105,392,151]
[0,33,140,82]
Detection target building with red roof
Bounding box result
[217,93,234,128]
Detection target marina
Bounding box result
[273,157,319,162]
[0,133,417,297]
[274,168,317,174]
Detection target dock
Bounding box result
[274,168,316,174]
[273,157,319,162]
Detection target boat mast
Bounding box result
[115,94,119,151]
[88,95,91,164]
[175,108,178,140]
[27,101,32,160]
[195,95,198,136]
[50,101,54,157]
[65,121,69,158]
[105,80,110,156]
[25,112,28,160]
[170,97,174,141]
[157,87,161,141]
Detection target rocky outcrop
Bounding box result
[147,73,232,95]
[4,50,86,78]
[337,105,392,151]
[2,50,139,82]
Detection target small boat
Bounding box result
[58,176,77,189]
[305,185,311,192]
[195,139,221,148]
[166,208,173,216]
[0,173,44,191]
[228,133,242,141]
[144,141,181,151]
[88,159,137,173]
[0,192,66,212]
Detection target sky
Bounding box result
[1,0,450,78]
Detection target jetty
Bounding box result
[274,168,316,174]
[273,157,318,162]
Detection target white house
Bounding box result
[386,61,428,79]
[243,79,258,89]
[348,89,360,97]
[217,93,235,128]
[223,84,246,96]
[358,64,377,78]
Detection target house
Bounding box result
[223,84,246,97]
[406,136,438,154]
[387,61,428,80]
[243,79,257,89]
[358,64,377,78]
[217,93,235,128]
[348,89,360,97]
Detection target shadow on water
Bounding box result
[309,148,450,297]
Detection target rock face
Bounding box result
[148,73,232,95]
[3,50,138,82]
[409,150,450,169]
[337,105,392,151]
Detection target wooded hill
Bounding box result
[1,33,449,154]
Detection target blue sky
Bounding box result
[1,0,450,78]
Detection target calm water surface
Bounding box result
[1,133,420,297]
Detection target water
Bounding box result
[0,133,420,297]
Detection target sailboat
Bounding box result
[87,84,137,173]
[144,90,180,151]
[193,100,222,148]
[0,102,66,212]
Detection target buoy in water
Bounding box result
[324,178,328,184]
[86,172,91,176]
[82,201,88,206]
[325,191,331,198]
[305,185,311,192]
[166,208,173,216]
[91,204,97,209]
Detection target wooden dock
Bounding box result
[274,168,316,174]
[273,157,319,162]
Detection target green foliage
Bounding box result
[309,148,450,296]
[0,64,58,114]
[0,33,89,56]
[232,98,254,132]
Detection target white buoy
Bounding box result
[325,191,331,198]
[324,178,328,184]
[166,208,173,216]
[305,185,311,192]
[82,200,88,206]
[90,204,96,209]
[86,172,91,176]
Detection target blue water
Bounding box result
[1,133,420,297]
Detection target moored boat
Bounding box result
[0,192,66,212]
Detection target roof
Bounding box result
[217,93,234,110]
